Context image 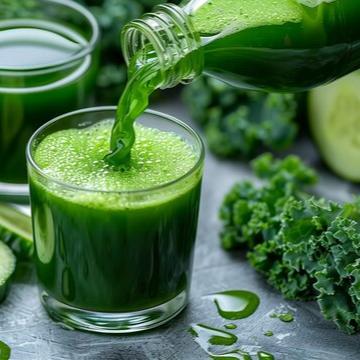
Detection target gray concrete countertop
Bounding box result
[0,95,359,359]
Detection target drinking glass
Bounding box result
[0,0,99,201]
[27,107,205,333]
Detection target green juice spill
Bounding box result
[205,290,260,320]
[278,313,294,323]
[224,324,237,330]
[257,351,275,360]
[270,311,294,323]
[189,324,238,347]
[263,331,274,337]
[189,322,276,360]
[189,290,276,359]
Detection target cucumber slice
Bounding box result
[309,72,360,182]
[0,341,10,360]
[0,242,16,303]
[0,203,33,260]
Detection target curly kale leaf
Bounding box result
[220,154,360,333]
[314,211,360,334]
[249,198,341,301]
[183,77,299,158]
[220,154,317,250]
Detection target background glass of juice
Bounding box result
[27,107,205,333]
[0,0,99,202]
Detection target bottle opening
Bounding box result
[121,4,203,89]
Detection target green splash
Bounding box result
[189,324,238,347]
[257,351,275,359]
[205,290,260,320]
[263,331,274,337]
[224,323,237,330]
[270,312,294,323]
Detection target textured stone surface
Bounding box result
[1,95,359,359]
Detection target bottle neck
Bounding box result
[121,3,203,89]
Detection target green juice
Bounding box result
[29,120,203,313]
[192,0,360,91]
[0,22,97,184]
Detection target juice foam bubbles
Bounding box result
[34,120,198,193]
[190,0,302,35]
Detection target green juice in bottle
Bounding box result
[107,0,360,163]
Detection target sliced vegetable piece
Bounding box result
[0,203,33,260]
[0,242,16,303]
[0,340,10,360]
[309,71,360,182]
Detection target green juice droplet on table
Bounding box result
[189,324,238,347]
[270,311,294,323]
[205,290,260,320]
[189,324,257,360]
[224,323,237,330]
[257,351,275,359]
[278,313,294,323]
[263,330,274,337]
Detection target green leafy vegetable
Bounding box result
[220,154,360,334]
[183,77,299,158]
[220,154,317,251]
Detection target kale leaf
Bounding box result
[220,154,360,334]
[183,77,299,158]
[220,154,317,250]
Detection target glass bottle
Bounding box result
[121,0,360,92]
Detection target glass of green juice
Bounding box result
[0,0,99,202]
[26,107,205,333]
